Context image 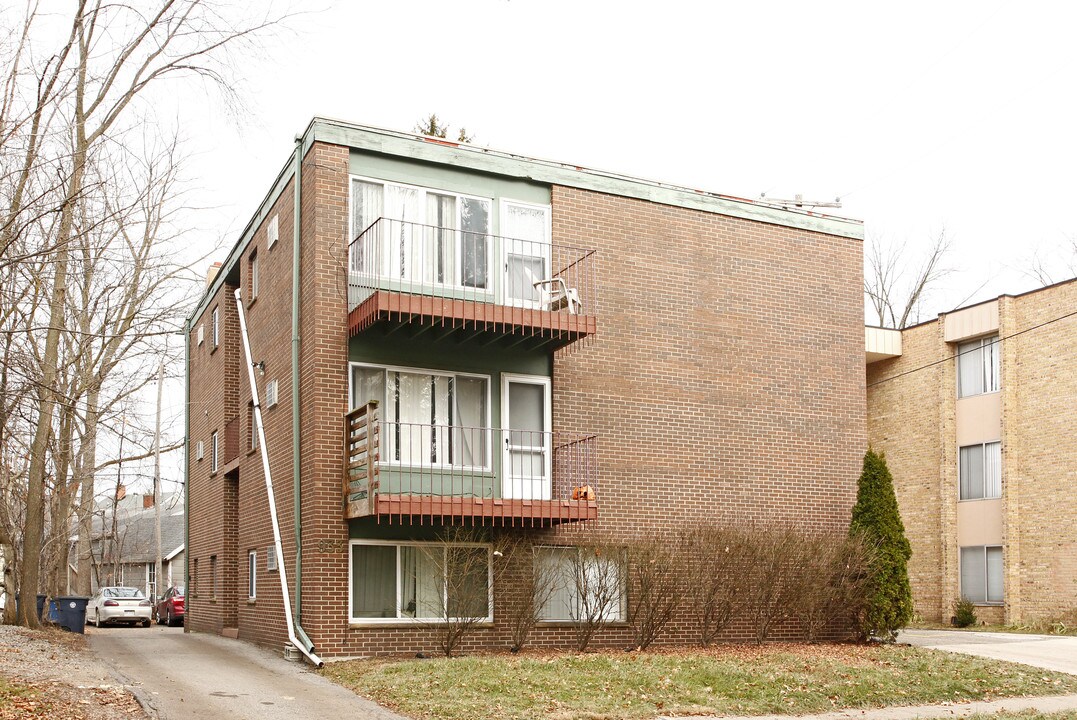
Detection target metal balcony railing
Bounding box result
[344,402,598,525]
[346,218,597,317]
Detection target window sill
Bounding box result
[247,297,258,310]
[971,602,1004,607]
[957,389,1001,400]
[535,620,629,628]
[247,599,256,605]
[246,447,259,458]
[348,620,495,629]
[957,497,1002,503]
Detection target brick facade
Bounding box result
[867,279,1077,625]
[187,123,867,657]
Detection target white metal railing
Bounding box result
[346,218,597,316]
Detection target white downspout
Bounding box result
[233,289,323,668]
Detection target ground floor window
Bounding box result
[349,540,491,623]
[248,550,257,600]
[960,545,1003,604]
[536,546,624,622]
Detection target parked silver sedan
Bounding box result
[86,586,152,628]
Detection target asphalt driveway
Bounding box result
[900,629,1077,675]
[87,624,404,720]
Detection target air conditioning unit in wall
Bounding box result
[265,379,278,408]
[195,440,204,461]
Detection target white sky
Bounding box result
[177,0,1077,323]
[69,0,1077,491]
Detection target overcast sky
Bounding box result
[100,0,1077,490]
[177,0,1077,323]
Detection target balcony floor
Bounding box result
[373,493,598,526]
[348,291,596,352]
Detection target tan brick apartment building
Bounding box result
[866,279,1077,625]
[185,118,866,658]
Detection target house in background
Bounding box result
[185,118,866,657]
[866,278,1077,625]
[79,490,185,599]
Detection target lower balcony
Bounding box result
[344,402,598,526]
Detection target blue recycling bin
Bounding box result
[35,594,46,620]
[46,598,59,623]
[52,596,89,634]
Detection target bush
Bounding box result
[794,533,875,642]
[849,449,914,641]
[681,526,751,646]
[953,597,977,628]
[624,535,682,650]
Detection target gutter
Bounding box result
[183,322,190,624]
[233,288,322,668]
[290,136,305,629]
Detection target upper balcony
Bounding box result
[346,218,597,352]
[344,401,599,526]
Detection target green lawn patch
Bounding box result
[321,643,1077,720]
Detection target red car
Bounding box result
[154,586,185,626]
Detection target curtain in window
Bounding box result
[453,376,487,467]
[959,546,986,603]
[351,180,383,274]
[984,442,1002,498]
[447,547,489,619]
[536,548,576,621]
[986,547,1003,602]
[957,341,983,398]
[351,545,396,618]
[959,445,985,500]
[460,198,490,289]
[384,185,421,283]
[427,193,456,285]
[387,372,451,466]
[400,546,442,618]
[352,366,385,410]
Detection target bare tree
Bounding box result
[1027,233,1077,287]
[682,525,752,646]
[558,538,624,652]
[792,533,875,642]
[416,527,492,657]
[415,113,473,144]
[0,0,287,626]
[624,535,682,650]
[493,534,559,653]
[865,229,954,329]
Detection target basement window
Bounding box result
[349,540,491,623]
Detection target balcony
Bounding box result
[344,402,598,525]
[346,219,597,352]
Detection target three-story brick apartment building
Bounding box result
[185,118,866,658]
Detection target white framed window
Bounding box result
[211,306,220,349]
[957,335,999,398]
[348,540,492,624]
[349,362,491,470]
[536,546,624,622]
[349,176,493,292]
[960,546,1003,604]
[196,324,204,346]
[265,546,277,572]
[248,550,257,599]
[210,431,219,472]
[959,441,1001,500]
[195,440,204,461]
[265,379,278,407]
[267,213,279,249]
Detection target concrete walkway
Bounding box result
[901,629,1077,676]
[88,624,405,720]
[663,693,1077,720]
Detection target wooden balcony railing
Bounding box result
[343,401,598,525]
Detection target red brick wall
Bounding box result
[188,144,866,657]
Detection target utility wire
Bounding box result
[868,304,1077,388]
